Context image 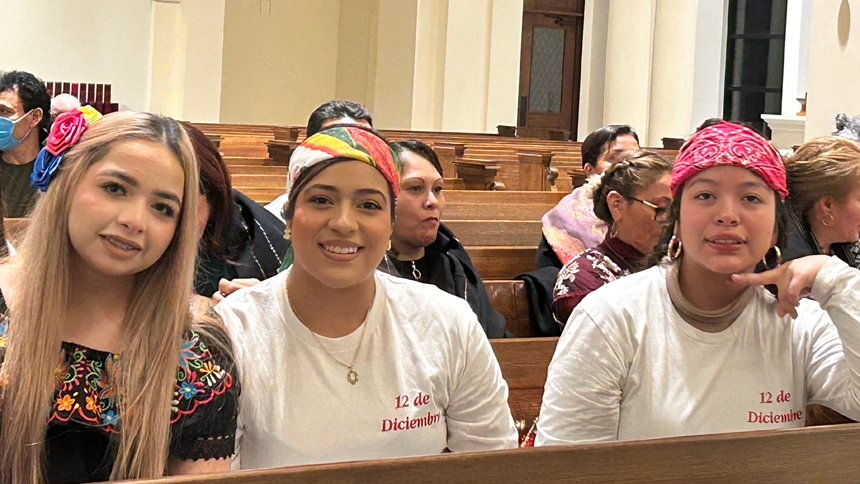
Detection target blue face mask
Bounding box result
[0,110,35,151]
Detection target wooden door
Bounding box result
[517,1,584,140]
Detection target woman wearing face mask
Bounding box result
[214,126,517,470]
[0,71,51,217]
[552,151,672,327]
[383,140,507,338]
[536,122,860,445]
[0,111,239,483]
[784,136,860,267]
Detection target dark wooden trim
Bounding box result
[524,9,584,17]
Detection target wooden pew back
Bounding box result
[142,424,860,483]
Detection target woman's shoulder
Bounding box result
[172,325,238,424]
[214,271,287,320]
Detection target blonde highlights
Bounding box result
[0,111,200,482]
[786,136,860,219]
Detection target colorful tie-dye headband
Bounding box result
[286,126,400,200]
[671,121,787,201]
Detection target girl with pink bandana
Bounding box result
[537,122,860,444]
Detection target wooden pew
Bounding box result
[485,281,535,337]
[144,424,860,483]
[491,337,554,432]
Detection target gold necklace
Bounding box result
[287,293,369,385]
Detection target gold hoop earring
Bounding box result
[610,222,618,238]
[668,235,683,260]
[283,225,291,240]
[822,214,835,227]
[762,245,782,269]
[388,240,392,251]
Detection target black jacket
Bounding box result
[383,223,508,338]
[195,190,290,296]
[784,212,860,268]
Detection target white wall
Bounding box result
[648,0,698,146]
[484,0,524,132]
[805,0,860,139]
[603,0,656,140]
[220,0,341,125]
[690,0,728,132]
[577,0,610,141]
[4,0,154,111]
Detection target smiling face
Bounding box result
[677,165,777,277]
[67,140,185,281]
[392,151,445,253]
[289,160,393,290]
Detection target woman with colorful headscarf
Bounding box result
[536,121,860,445]
[213,126,517,469]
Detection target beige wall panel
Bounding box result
[806,0,860,139]
[603,0,656,141]
[4,0,153,111]
[220,0,340,125]
[648,0,698,146]
[373,0,419,129]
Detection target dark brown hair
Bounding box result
[183,123,238,261]
[592,150,672,225]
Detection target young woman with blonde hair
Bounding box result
[0,110,238,483]
[784,136,860,266]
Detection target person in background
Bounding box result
[384,139,507,337]
[183,124,288,299]
[552,151,672,327]
[265,100,373,220]
[50,93,80,121]
[784,136,860,267]
[0,70,51,217]
[537,125,640,269]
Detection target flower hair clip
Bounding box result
[30,107,102,192]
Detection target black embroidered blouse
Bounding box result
[0,316,239,483]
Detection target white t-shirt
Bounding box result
[536,256,860,445]
[214,269,517,469]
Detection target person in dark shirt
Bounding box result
[0,70,50,217]
[383,140,508,338]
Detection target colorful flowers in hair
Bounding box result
[30,107,101,192]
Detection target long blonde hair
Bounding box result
[0,111,200,483]
[786,136,860,219]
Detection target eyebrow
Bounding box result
[687,178,769,191]
[99,169,182,205]
[307,183,388,199]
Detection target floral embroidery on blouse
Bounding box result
[0,321,233,433]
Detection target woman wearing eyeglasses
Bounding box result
[552,151,672,328]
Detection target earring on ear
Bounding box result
[668,235,683,260]
[283,225,291,240]
[610,222,618,238]
[822,214,835,227]
[761,245,782,269]
[388,240,392,251]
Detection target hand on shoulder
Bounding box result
[212,278,261,301]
